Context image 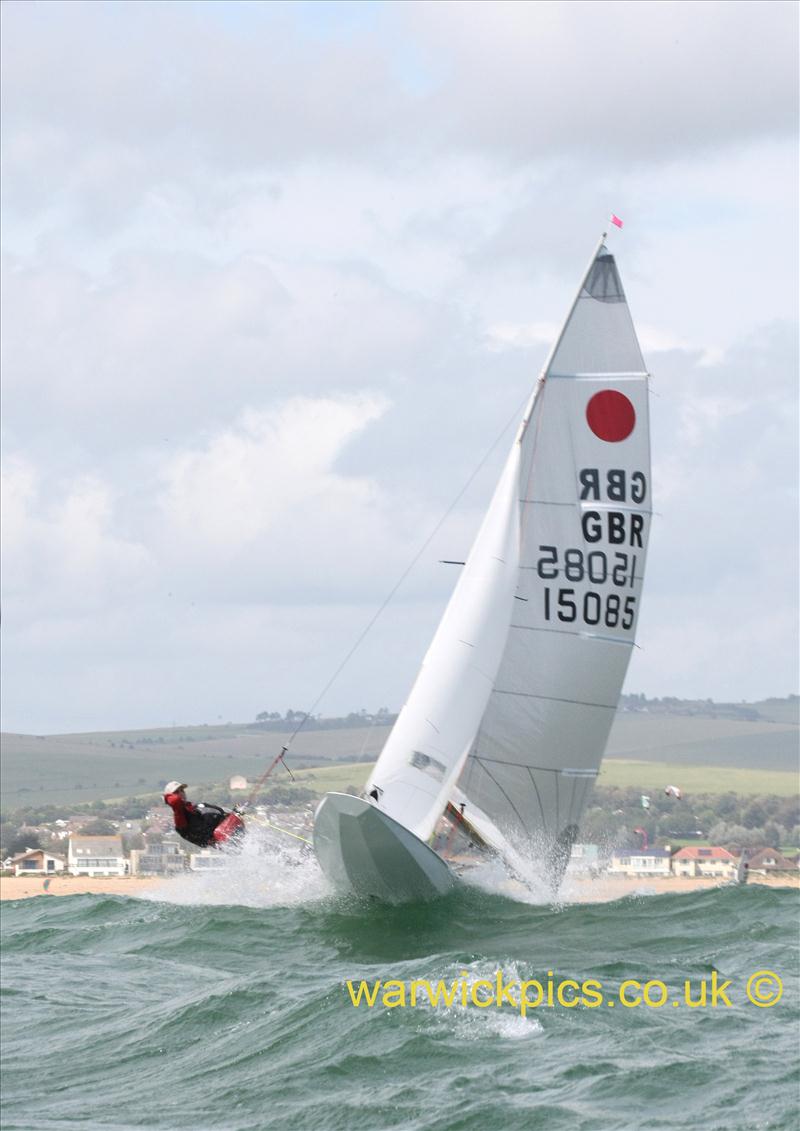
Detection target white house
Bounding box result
[608,847,672,877]
[7,849,66,876]
[672,846,737,879]
[188,850,227,871]
[566,843,600,874]
[129,840,186,876]
[68,836,127,876]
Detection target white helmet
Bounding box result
[164,781,187,795]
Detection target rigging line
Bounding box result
[492,689,617,710]
[527,766,549,835]
[469,754,599,774]
[569,775,593,840]
[242,744,293,809]
[473,756,532,840]
[260,818,312,847]
[280,388,533,754]
[564,776,575,829]
[566,775,579,830]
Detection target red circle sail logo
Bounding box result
[586,390,636,442]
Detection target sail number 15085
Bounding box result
[543,588,636,629]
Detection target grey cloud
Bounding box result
[1,0,403,216]
[402,0,798,162]
[1,249,449,464]
[3,0,796,230]
[628,322,799,698]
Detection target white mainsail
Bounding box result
[364,238,650,871]
[458,241,650,869]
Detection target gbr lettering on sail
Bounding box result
[537,466,648,634]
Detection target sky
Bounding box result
[1,0,798,734]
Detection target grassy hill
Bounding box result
[0,725,388,810]
[265,760,798,800]
[606,713,798,771]
[1,698,797,812]
[596,759,796,796]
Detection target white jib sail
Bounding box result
[364,445,521,843]
[367,239,650,865]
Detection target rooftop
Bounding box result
[7,849,66,864]
[673,846,736,861]
[69,836,124,857]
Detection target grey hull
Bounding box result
[313,792,455,903]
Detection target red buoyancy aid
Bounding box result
[212,811,246,845]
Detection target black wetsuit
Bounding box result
[164,793,226,848]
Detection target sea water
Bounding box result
[1,845,798,1131]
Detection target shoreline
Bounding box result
[1,875,165,900]
[1,871,796,902]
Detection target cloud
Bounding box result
[3,0,796,235]
[156,393,405,600]
[627,321,799,698]
[485,320,559,352]
[1,457,153,618]
[161,395,387,544]
[0,249,443,461]
[0,389,477,731]
[402,0,798,161]
[1,1,797,730]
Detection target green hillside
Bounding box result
[1,698,797,812]
[0,726,388,810]
[280,760,798,800]
[606,713,798,771]
[597,759,797,796]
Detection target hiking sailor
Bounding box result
[163,781,243,848]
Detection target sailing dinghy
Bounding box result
[314,236,651,902]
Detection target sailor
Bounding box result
[163,781,229,848]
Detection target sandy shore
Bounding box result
[1,875,166,900]
[2,871,796,902]
[561,872,798,901]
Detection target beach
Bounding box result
[2,871,795,901]
[0,875,164,900]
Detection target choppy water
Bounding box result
[1,845,798,1131]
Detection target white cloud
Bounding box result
[484,321,560,352]
[1,458,153,617]
[160,395,387,547]
[156,393,403,603]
